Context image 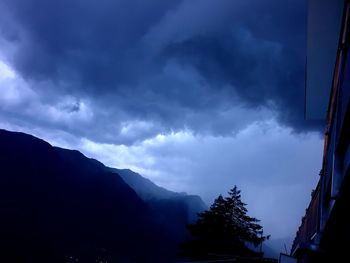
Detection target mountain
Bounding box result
[112,168,182,201]
[112,168,207,222]
[0,129,204,262]
[112,168,207,247]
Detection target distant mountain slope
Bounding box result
[0,129,195,262]
[113,168,181,200]
[113,168,207,222]
[112,168,207,246]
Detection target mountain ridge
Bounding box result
[0,128,206,262]
[111,168,207,221]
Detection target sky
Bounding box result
[0,0,324,243]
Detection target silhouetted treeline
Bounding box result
[181,186,270,262]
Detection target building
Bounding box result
[291,0,350,262]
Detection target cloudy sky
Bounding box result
[0,0,324,243]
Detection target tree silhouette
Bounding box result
[181,186,268,260]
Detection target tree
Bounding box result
[181,186,268,260]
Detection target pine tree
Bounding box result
[182,185,268,260]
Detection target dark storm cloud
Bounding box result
[0,0,178,85]
[0,0,325,242]
[0,0,322,144]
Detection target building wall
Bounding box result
[291,1,350,262]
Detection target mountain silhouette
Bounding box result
[112,168,207,222]
[0,129,205,262]
[113,168,207,247]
